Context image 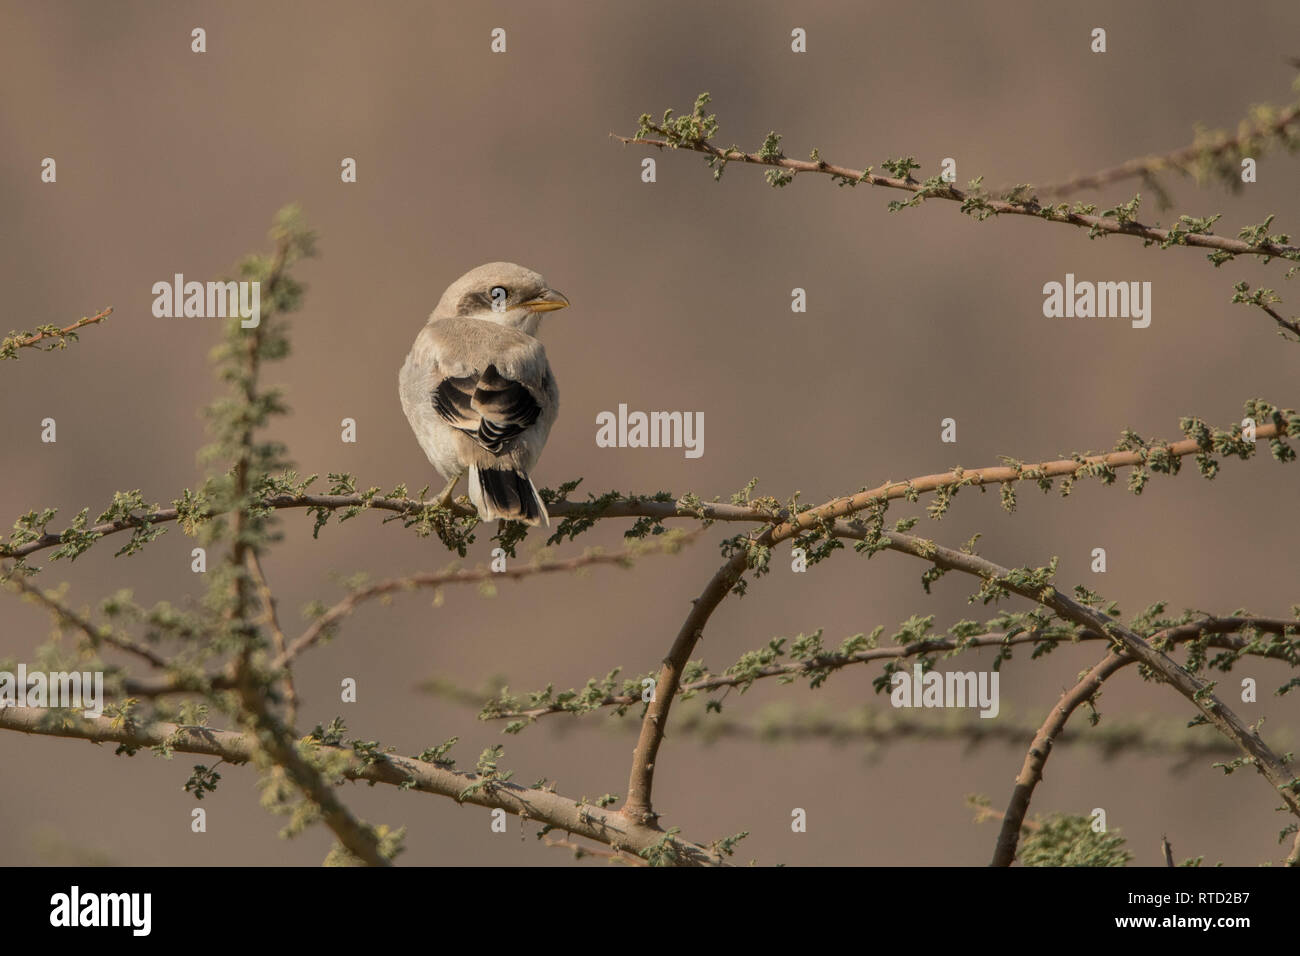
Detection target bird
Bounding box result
[399,262,568,526]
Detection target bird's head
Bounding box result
[430,262,569,336]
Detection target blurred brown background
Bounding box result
[2,0,1298,866]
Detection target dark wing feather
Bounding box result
[432,373,481,429]
[432,364,541,454]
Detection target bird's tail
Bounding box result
[468,466,550,526]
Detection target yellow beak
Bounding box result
[523,289,570,312]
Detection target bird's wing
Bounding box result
[433,363,542,454]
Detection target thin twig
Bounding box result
[615,131,1300,261]
[273,532,699,670]
[1259,302,1300,338]
[542,834,648,866]
[467,618,1295,723]
[1,307,113,360]
[1020,102,1300,199]
[246,551,297,723]
[5,574,170,670]
[968,797,1042,832]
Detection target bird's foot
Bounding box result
[435,474,462,510]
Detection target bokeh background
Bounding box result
[2,0,1298,866]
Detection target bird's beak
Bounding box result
[522,288,570,312]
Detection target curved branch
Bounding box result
[764,422,1285,545]
[622,548,750,823]
[990,617,1299,866]
[835,525,1300,825]
[991,650,1131,867]
[618,417,1289,824]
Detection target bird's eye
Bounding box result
[489,286,508,312]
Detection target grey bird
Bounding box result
[399,262,568,525]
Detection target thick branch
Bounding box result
[0,707,728,866]
[623,549,749,823]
